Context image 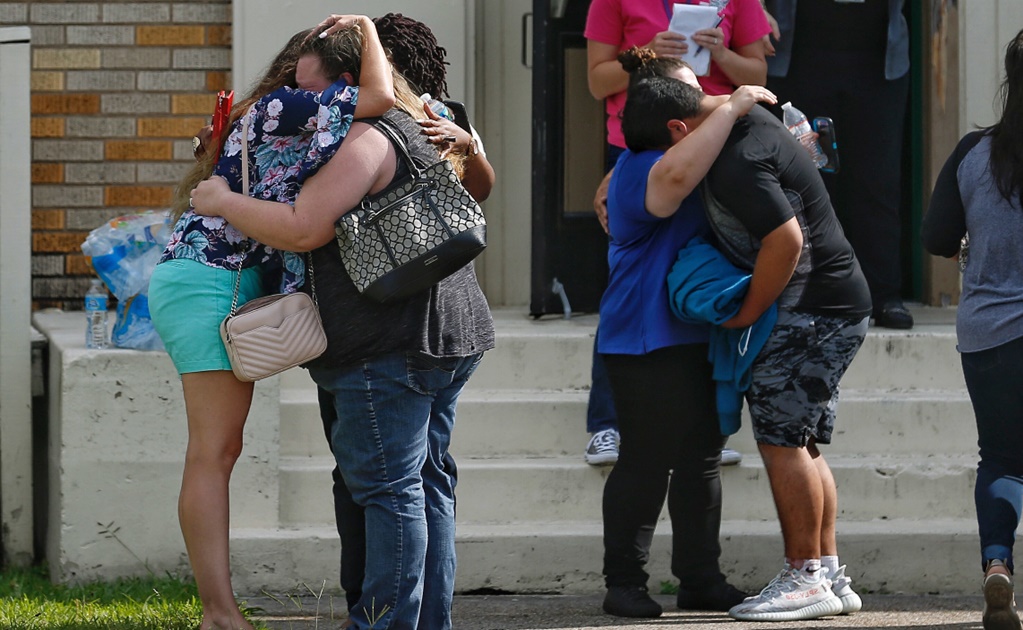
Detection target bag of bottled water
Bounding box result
[81,212,171,350]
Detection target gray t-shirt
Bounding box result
[922,131,1023,353]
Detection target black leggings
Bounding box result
[602,344,726,589]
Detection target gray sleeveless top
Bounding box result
[303,109,494,369]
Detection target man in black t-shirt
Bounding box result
[680,100,871,621]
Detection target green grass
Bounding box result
[0,566,268,630]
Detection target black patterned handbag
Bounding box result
[334,117,487,303]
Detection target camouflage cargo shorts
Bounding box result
[746,310,869,448]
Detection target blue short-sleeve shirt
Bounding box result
[598,149,712,355]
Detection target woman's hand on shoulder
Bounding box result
[723,85,776,118]
[190,176,232,217]
[314,14,371,38]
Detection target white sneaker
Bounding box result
[830,565,863,614]
[721,448,742,466]
[585,428,619,466]
[983,560,1022,630]
[728,564,843,622]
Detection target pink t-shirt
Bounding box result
[585,0,770,148]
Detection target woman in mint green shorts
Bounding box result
[147,17,394,630]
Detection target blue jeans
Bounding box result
[587,331,618,433]
[310,351,483,630]
[962,335,1023,573]
[587,143,627,435]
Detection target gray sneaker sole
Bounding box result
[729,595,844,622]
[983,574,1022,630]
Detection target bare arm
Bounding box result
[587,31,688,100]
[587,39,629,100]
[721,217,802,328]
[594,169,612,234]
[190,122,395,251]
[645,85,776,217]
[338,15,394,118]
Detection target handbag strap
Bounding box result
[229,112,252,316]
[373,116,423,180]
[228,110,319,314]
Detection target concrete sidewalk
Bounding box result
[249,592,991,629]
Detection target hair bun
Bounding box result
[618,46,658,74]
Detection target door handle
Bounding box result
[521,12,532,69]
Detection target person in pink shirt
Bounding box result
[586,0,771,151]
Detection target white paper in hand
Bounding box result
[668,3,720,76]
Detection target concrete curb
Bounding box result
[248,592,990,629]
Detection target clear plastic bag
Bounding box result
[81,211,171,350]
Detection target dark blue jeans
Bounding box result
[588,143,626,434]
[318,388,459,613]
[311,351,482,630]
[962,335,1023,573]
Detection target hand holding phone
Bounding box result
[812,116,840,174]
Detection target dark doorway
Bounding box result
[530,0,608,317]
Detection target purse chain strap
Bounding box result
[228,109,318,316]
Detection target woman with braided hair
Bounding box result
[374,12,496,202]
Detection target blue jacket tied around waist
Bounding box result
[666,237,778,435]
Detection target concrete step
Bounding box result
[228,518,985,595]
[276,454,978,526]
[278,308,963,394]
[281,387,977,459]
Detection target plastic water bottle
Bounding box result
[420,93,454,121]
[85,279,110,349]
[781,102,828,169]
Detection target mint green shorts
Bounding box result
[149,258,265,375]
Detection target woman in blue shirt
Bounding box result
[597,47,774,618]
[148,17,394,630]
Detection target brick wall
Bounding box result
[1,1,232,309]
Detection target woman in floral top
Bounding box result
[147,16,394,630]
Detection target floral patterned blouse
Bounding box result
[159,79,357,293]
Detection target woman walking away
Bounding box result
[922,26,1023,630]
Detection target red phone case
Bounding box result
[210,90,234,164]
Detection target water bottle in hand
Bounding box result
[781,102,828,169]
[85,279,110,349]
[421,93,454,121]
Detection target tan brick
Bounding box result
[208,25,231,47]
[32,118,65,138]
[172,93,217,115]
[32,164,64,185]
[136,25,204,47]
[34,49,101,70]
[66,255,94,276]
[105,186,173,207]
[206,71,229,92]
[105,141,173,161]
[138,117,208,138]
[32,209,65,230]
[32,94,101,115]
[33,232,90,254]
[31,71,65,92]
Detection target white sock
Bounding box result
[802,558,822,574]
[822,555,840,577]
